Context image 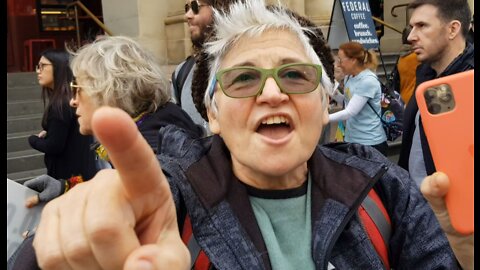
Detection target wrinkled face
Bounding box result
[69,78,100,135]
[36,56,54,89]
[408,4,450,64]
[185,0,213,46]
[208,29,329,188]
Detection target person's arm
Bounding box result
[328,95,369,122]
[33,107,189,269]
[28,110,72,155]
[23,174,84,208]
[421,172,474,270]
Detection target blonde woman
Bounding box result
[328,41,388,155]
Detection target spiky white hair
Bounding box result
[203,0,333,116]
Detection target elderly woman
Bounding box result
[20,1,462,270]
[69,35,203,153]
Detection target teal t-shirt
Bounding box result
[247,178,315,270]
[343,69,386,145]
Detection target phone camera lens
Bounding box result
[428,103,442,114]
[439,92,452,103]
[425,89,436,102]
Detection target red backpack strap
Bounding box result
[358,189,392,269]
[181,215,212,270]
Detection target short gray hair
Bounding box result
[70,36,170,117]
[203,0,333,117]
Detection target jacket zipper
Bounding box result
[322,164,388,269]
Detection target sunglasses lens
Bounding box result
[219,68,262,98]
[185,1,199,14]
[218,64,321,98]
[277,64,320,94]
[191,1,199,14]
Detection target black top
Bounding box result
[139,102,204,153]
[28,102,98,180]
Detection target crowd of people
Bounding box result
[8,0,473,269]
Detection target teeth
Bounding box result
[261,116,289,125]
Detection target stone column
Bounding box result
[305,0,335,37]
[101,0,171,66]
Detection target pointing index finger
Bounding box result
[91,106,168,199]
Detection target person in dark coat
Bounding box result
[28,49,98,181]
[398,0,474,186]
[397,1,474,268]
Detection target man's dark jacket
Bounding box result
[398,43,474,173]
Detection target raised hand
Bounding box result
[33,107,190,270]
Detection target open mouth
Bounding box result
[256,115,293,140]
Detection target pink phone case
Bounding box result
[415,70,474,234]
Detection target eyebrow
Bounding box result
[227,58,308,68]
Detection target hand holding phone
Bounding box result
[415,70,474,235]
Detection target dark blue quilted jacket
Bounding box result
[157,125,459,270]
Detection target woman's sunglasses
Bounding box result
[185,0,209,14]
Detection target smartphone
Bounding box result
[415,70,474,235]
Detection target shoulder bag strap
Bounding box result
[173,56,196,107]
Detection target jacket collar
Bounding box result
[186,137,388,268]
[188,138,387,209]
[416,42,475,83]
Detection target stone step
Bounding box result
[7,168,47,184]
[7,72,38,88]
[7,114,43,134]
[7,86,41,101]
[387,136,402,164]
[7,131,38,153]
[7,100,44,117]
[7,149,45,174]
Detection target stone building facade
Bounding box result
[100,0,474,67]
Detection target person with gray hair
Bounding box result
[67,36,203,152]
[16,36,203,221]
[21,1,461,269]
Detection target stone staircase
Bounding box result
[7,72,47,184]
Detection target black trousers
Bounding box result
[371,141,388,156]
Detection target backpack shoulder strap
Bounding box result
[182,215,212,270]
[172,55,196,107]
[359,189,392,269]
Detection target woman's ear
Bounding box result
[322,102,329,126]
[207,107,220,134]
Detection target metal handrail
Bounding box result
[65,1,113,47]
[372,16,402,34]
[391,3,410,26]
